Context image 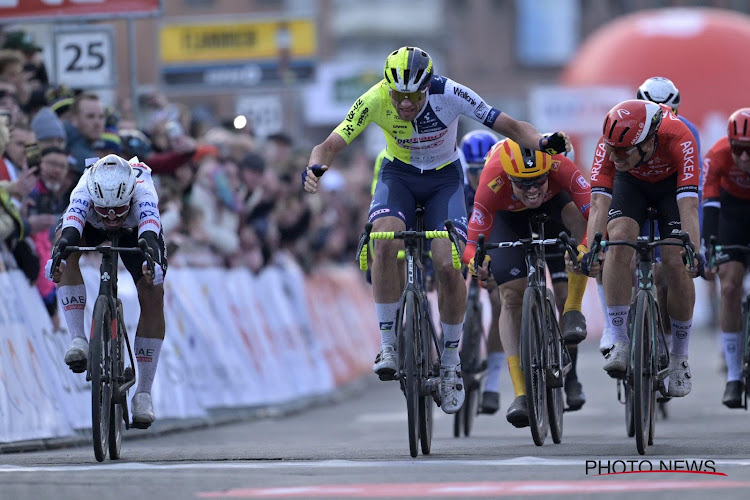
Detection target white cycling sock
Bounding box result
[597,281,608,320]
[375,302,399,349]
[134,336,163,394]
[441,321,463,366]
[722,331,742,382]
[606,305,630,344]
[670,317,692,356]
[58,284,86,341]
[484,351,507,393]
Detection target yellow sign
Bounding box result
[160,19,316,64]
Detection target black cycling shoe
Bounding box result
[562,310,587,344]
[479,391,499,415]
[564,380,586,411]
[506,395,529,428]
[723,380,744,409]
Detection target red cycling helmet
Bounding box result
[728,108,750,142]
[602,99,663,147]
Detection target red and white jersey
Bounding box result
[701,137,750,207]
[463,148,590,265]
[590,104,700,199]
[61,158,161,236]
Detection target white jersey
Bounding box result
[62,159,161,236]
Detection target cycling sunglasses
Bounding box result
[730,141,750,157]
[390,89,426,104]
[509,173,549,190]
[94,204,130,219]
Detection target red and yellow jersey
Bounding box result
[702,137,750,204]
[463,147,590,265]
[590,104,700,199]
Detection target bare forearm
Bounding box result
[586,194,611,242]
[309,132,347,167]
[677,197,700,247]
[491,114,542,151]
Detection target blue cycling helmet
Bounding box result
[460,130,500,165]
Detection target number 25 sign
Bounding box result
[54,26,115,88]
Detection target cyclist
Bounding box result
[584,99,702,397]
[463,139,590,426]
[46,153,167,428]
[302,46,570,414]
[459,130,505,414]
[701,108,750,408]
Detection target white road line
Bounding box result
[1,457,750,473]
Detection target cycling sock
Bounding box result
[597,281,607,317]
[607,305,630,344]
[58,284,86,341]
[508,355,525,397]
[565,347,578,383]
[375,302,399,348]
[563,271,588,314]
[134,336,163,394]
[669,317,692,356]
[484,351,507,393]
[722,331,742,382]
[440,321,463,366]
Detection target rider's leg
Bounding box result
[481,287,504,414]
[370,215,406,376]
[718,261,745,407]
[602,216,640,375]
[58,248,88,372]
[498,278,527,426]
[432,237,467,367]
[134,278,166,395]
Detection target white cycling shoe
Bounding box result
[64,337,88,374]
[373,345,397,379]
[668,354,692,397]
[131,392,155,429]
[440,364,465,414]
[603,340,629,376]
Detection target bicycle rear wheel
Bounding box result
[400,291,420,458]
[109,303,125,460]
[633,292,654,455]
[457,296,483,437]
[418,300,435,455]
[742,298,750,410]
[522,287,547,446]
[624,382,635,437]
[544,290,564,444]
[91,295,112,462]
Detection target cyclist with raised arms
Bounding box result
[463,139,590,426]
[702,108,750,408]
[584,99,702,398]
[46,154,167,428]
[302,46,570,414]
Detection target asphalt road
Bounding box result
[1,331,749,499]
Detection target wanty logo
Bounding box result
[586,459,725,476]
[453,87,476,106]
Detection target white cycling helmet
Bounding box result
[636,76,680,112]
[86,154,137,209]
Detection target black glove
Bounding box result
[580,250,596,277]
[696,252,707,280]
[540,132,567,155]
[300,164,326,189]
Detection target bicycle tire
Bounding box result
[544,290,564,444]
[521,287,547,446]
[625,382,635,437]
[633,292,654,455]
[458,296,483,437]
[418,301,434,455]
[400,291,420,457]
[463,385,479,437]
[109,303,126,459]
[743,297,750,410]
[91,295,112,462]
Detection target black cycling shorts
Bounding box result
[81,224,168,284]
[487,192,572,286]
[369,158,468,241]
[608,172,683,238]
[717,191,750,266]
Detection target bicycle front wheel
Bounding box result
[458,295,483,437]
[633,292,654,455]
[109,302,126,460]
[399,291,420,458]
[91,295,113,462]
[742,297,750,410]
[418,301,435,455]
[522,287,548,446]
[544,289,564,444]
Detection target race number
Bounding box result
[54,27,115,88]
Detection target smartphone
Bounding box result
[25,142,41,168]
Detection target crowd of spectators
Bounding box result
[0,28,374,331]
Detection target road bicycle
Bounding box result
[707,236,750,410]
[356,208,461,457]
[475,213,576,446]
[453,276,486,437]
[53,234,155,462]
[588,214,695,455]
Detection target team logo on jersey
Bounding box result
[551,160,561,171]
[576,175,590,190]
[474,102,489,121]
[488,175,504,193]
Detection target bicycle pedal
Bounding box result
[67,360,86,374]
[123,366,135,382]
[131,420,152,430]
[377,372,397,382]
[605,368,626,380]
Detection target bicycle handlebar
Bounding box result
[472,234,487,281]
[706,235,750,269]
[557,232,581,271]
[356,220,462,271]
[52,237,156,276]
[598,231,696,273]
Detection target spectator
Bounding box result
[0,49,29,108]
[46,85,75,120]
[30,106,66,150]
[0,80,21,126]
[64,92,104,176]
[1,30,46,91]
[264,132,293,171]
